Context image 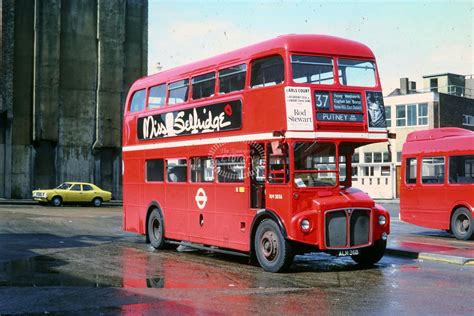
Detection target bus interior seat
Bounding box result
[167,166,186,182]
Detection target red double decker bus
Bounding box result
[122,34,390,272]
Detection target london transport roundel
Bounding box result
[195,188,207,210]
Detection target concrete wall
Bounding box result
[0,0,147,199]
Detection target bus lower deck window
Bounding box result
[406,158,417,184]
[147,159,164,182]
[166,159,187,182]
[449,155,474,184]
[421,157,445,184]
[216,157,244,183]
[191,157,214,182]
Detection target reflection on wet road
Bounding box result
[0,205,473,314]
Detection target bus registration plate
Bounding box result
[337,249,359,257]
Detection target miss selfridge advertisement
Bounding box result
[138,100,242,140]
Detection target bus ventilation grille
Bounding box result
[325,209,370,248]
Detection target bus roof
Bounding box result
[403,128,474,155]
[133,34,376,88]
[406,128,473,142]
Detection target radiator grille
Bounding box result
[325,209,371,248]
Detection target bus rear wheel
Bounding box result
[254,219,293,273]
[147,209,166,249]
[451,207,473,240]
[351,239,386,266]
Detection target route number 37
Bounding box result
[315,91,330,110]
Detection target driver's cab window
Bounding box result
[267,142,289,184]
[293,142,337,187]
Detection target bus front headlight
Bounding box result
[378,215,387,226]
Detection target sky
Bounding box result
[148,0,474,95]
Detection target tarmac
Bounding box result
[1,198,473,266]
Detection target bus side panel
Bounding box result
[187,183,216,245]
[123,157,143,234]
[213,184,250,252]
[164,184,189,241]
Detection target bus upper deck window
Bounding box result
[129,89,146,112]
[192,72,216,100]
[148,84,166,109]
[338,59,376,87]
[168,79,189,105]
[250,55,284,88]
[219,64,246,94]
[291,55,334,84]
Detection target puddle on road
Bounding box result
[0,245,396,289]
[0,256,123,288]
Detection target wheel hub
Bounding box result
[260,231,278,261]
[152,218,161,240]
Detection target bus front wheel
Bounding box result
[451,207,473,240]
[147,209,166,249]
[351,239,386,266]
[254,219,293,273]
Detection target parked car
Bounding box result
[32,182,112,207]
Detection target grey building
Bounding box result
[353,73,474,199]
[0,0,148,199]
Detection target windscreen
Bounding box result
[293,142,337,187]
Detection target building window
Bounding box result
[407,104,417,126]
[385,106,391,128]
[421,157,445,184]
[396,104,429,127]
[364,152,372,163]
[397,151,402,163]
[383,152,391,163]
[463,114,474,127]
[352,153,360,163]
[363,166,374,176]
[418,103,428,125]
[396,105,406,127]
[381,166,390,176]
[352,167,358,181]
[374,152,382,163]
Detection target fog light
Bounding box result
[300,219,311,232]
[378,215,387,226]
[382,232,388,240]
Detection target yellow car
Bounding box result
[32,182,112,207]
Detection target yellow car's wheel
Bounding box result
[92,197,103,207]
[51,196,62,207]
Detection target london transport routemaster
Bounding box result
[122,34,391,272]
[400,128,474,240]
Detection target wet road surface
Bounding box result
[1,205,473,314]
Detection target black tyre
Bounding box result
[351,239,386,266]
[92,197,102,207]
[254,219,293,273]
[451,207,473,240]
[147,208,166,249]
[51,196,62,207]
